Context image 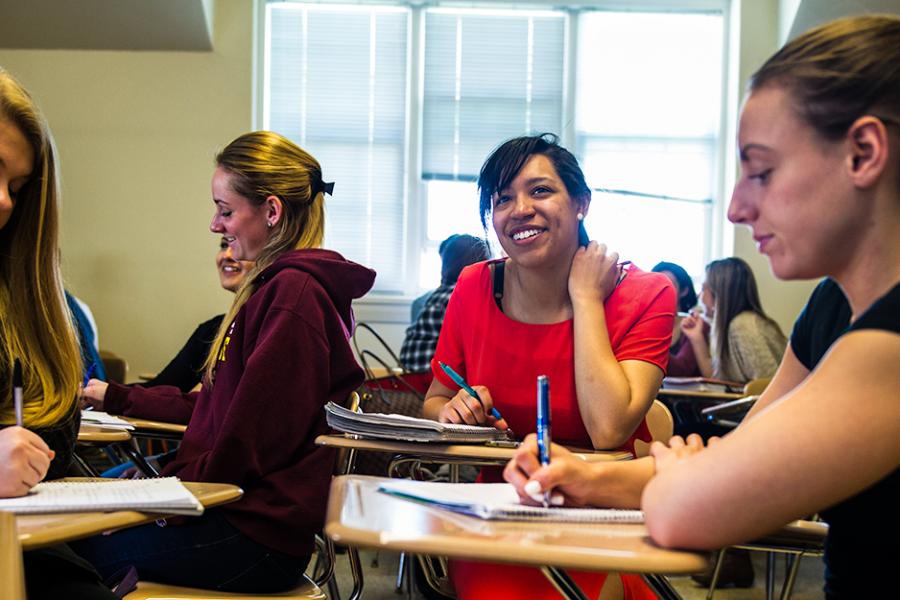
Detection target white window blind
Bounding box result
[421,8,565,181]
[575,11,724,277]
[265,3,409,293]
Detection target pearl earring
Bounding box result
[576,212,584,221]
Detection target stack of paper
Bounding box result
[0,477,204,516]
[379,480,644,523]
[325,402,510,443]
[81,410,135,430]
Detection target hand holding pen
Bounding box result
[437,362,510,433]
[1,359,55,497]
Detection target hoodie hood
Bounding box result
[255,248,376,330]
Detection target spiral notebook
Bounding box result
[325,402,510,443]
[378,480,644,523]
[0,477,204,516]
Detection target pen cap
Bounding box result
[13,358,22,387]
[536,375,549,422]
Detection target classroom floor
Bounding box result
[327,548,826,599]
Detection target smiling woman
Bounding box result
[421,134,676,600]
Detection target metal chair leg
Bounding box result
[705,549,727,600]
[347,546,364,600]
[395,551,407,592]
[780,554,802,600]
[766,551,776,600]
[540,566,590,600]
[642,573,684,600]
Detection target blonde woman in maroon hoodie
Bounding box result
[79,132,376,593]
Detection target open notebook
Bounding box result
[0,477,204,516]
[379,480,644,523]
[662,377,743,393]
[81,410,135,430]
[325,402,510,443]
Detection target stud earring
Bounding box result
[267,221,274,228]
[576,212,584,221]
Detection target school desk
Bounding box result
[326,475,707,600]
[315,433,632,481]
[17,480,242,551]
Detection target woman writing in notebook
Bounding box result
[0,68,117,599]
[422,134,676,599]
[78,131,376,593]
[505,16,900,599]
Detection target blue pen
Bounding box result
[82,361,96,390]
[438,361,507,424]
[536,375,551,508]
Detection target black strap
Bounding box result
[492,261,505,312]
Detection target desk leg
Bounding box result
[641,573,683,600]
[540,566,589,600]
[347,546,365,600]
[119,440,161,477]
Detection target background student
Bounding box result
[78,131,376,593]
[505,16,900,599]
[681,256,786,383]
[652,260,706,377]
[400,233,490,373]
[423,134,675,600]
[0,67,115,600]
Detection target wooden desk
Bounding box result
[77,424,132,444]
[326,476,707,600]
[122,416,187,441]
[0,512,25,600]
[17,481,242,551]
[657,388,744,401]
[316,434,632,463]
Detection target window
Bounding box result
[261,1,727,297]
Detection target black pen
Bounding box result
[13,359,23,427]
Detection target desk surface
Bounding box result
[17,480,242,551]
[657,388,745,401]
[77,424,132,443]
[325,475,707,575]
[316,434,633,463]
[121,416,187,435]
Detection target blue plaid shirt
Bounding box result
[399,284,455,373]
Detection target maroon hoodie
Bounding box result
[104,249,376,557]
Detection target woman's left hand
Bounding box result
[80,378,108,411]
[650,433,716,474]
[568,241,621,305]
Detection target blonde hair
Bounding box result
[203,131,326,383]
[0,68,81,427]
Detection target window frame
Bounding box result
[254,0,734,322]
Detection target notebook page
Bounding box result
[0,477,203,515]
[379,480,643,523]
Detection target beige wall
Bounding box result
[0,0,254,377]
[0,0,821,375]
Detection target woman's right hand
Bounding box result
[680,313,706,343]
[80,378,108,411]
[503,434,599,507]
[0,427,55,498]
[437,385,508,430]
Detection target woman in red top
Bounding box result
[423,134,675,600]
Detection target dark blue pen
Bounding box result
[536,375,551,507]
[438,361,506,423]
[82,361,96,390]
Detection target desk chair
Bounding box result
[99,349,129,384]
[124,574,325,600]
[0,511,26,600]
[633,399,675,458]
[743,377,771,396]
[706,520,826,600]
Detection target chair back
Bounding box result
[633,399,674,458]
[0,511,25,600]
[743,377,771,396]
[99,349,129,384]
